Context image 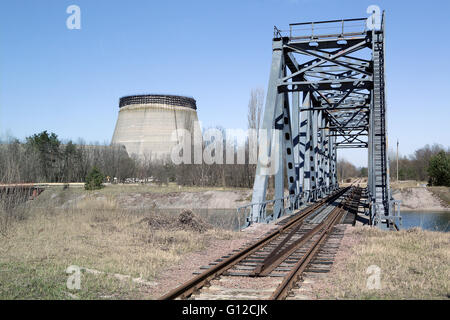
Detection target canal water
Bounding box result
[399,211,450,232]
[155,208,450,232]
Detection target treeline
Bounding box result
[337,159,367,182]
[336,144,450,186]
[0,129,366,188]
[389,144,449,186]
[0,131,135,183]
[0,129,361,188]
[2,131,448,188]
[0,131,256,187]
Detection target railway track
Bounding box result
[160,185,362,300]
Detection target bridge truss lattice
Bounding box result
[247,12,401,228]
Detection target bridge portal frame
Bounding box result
[249,12,401,228]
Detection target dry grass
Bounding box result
[428,186,450,207]
[75,195,118,210]
[22,183,251,207]
[314,226,450,299]
[98,183,250,195]
[390,180,428,189]
[0,191,239,299]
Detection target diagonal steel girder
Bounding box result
[282,40,372,80]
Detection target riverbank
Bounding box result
[13,181,450,212]
[33,183,253,210]
[312,226,449,299]
[428,187,450,207]
[392,187,449,211]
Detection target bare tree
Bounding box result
[247,88,264,132]
[245,88,264,188]
[337,158,359,182]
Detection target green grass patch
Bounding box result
[0,260,156,300]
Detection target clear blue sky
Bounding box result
[1,0,449,167]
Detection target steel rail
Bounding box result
[270,188,358,299]
[252,195,347,277]
[251,188,349,276]
[158,187,349,300]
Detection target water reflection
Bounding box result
[400,211,450,232]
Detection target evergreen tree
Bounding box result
[427,151,450,186]
[85,167,105,190]
[25,131,61,181]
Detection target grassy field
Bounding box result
[315,227,450,299]
[0,190,238,299]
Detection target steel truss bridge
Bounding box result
[244,11,401,228]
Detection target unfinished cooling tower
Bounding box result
[111,94,199,160]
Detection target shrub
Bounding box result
[85,167,105,190]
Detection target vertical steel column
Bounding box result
[368,92,374,210]
[273,96,285,219]
[371,13,392,225]
[320,112,327,197]
[330,134,337,188]
[292,89,301,196]
[281,92,298,197]
[310,107,319,201]
[274,90,298,219]
[299,91,310,198]
[323,119,330,193]
[317,111,324,198]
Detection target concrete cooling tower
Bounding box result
[111,94,199,160]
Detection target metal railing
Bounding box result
[274,18,367,41]
[236,184,339,230]
[236,193,297,230]
[370,197,402,230]
[388,199,402,229]
[273,26,283,38]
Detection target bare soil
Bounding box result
[116,190,251,210]
[44,186,252,210]
[140,209,212,233]
[392,187,449,211]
